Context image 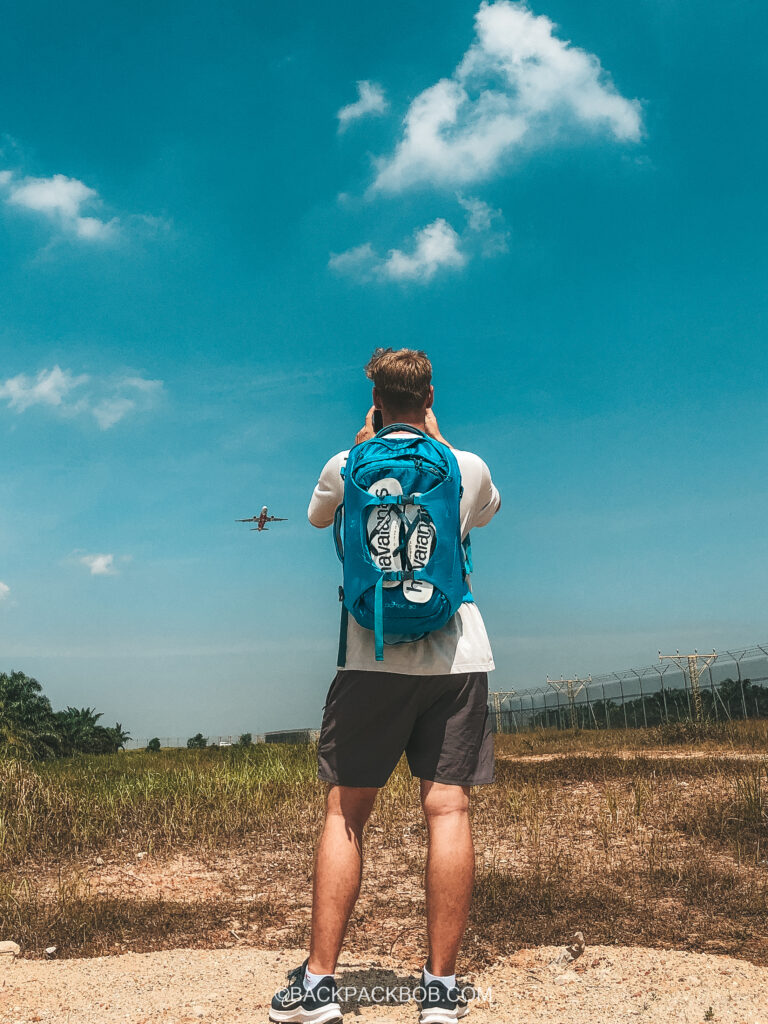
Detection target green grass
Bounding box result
[2,723,768,963]
[0,743,325,867]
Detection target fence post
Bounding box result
[633,670,648,729]
[616,675,629,730]
[735,654,748,720]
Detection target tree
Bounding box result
[238,732,253,747]
[186,733,208,749]
[146,737,161,752]
[55,706,103,756]
[0,671,60,759]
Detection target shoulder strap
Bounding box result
[374,423,428,439]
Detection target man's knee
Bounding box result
[325,784,378,831]
[420,779,470,821]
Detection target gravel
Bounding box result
[1,943,766,1023]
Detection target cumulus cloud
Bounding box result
[0,581,9,601]
[80,554,116,576]
[330,218,466,283]
[337,81,389,131]
[0,367,163,429]
[371,0,642,192]
[4,172,119,241]
[0,366,88,412]
[330,196,509,284]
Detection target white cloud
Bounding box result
[337,81,389,131]
[0,366,163,429]
[330,218,466,283]
[330,197,509,284]
[458,194,509,254]
[384,219,466,280]
[0,366,89,412]
[80,554,117,576]
[372,0,642,192]
[4,172,119,241]
[0,581,9,601]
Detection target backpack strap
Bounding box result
[337,586,349,667]
[461,534,475,604]
[374,575,384,661]
[333,504,344,562]
[374,423,428,439]
[462,534,473,575]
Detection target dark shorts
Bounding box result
[317,669,495,788]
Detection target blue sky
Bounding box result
[1,0,766,739]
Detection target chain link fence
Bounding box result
[490,643,768,733]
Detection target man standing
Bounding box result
[270,348,501,1024]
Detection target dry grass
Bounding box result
[2,723,767,964]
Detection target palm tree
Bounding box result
[55,706,104,755]
[0,671,60,759]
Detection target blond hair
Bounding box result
[364,348,432,415]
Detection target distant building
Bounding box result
[264,728,320,744]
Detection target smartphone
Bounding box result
[373,409,383,432]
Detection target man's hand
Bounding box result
[424,409,453,449]
[355,406,376,445]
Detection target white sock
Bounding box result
[304,965,332,992]
[424,965,456,991]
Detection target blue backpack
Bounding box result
[333,424,473,664]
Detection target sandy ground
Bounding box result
[2,943,767,1024]
[496,748,768,763]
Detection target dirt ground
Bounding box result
[2,942,767,1024]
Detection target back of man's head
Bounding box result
[365,347,432,418]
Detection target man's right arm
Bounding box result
[307,452,347,529]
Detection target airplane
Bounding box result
[236,506,288,532]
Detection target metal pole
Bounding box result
[616,674,629,730]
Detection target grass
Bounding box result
[2,722,767,964]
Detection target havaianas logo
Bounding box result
[367,476,436,603]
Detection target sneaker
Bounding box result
[269,958,343,1023]
[418,972,469,1023]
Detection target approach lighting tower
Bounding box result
[658,650,717,725]
[489,690,517,729]
[546,675,592,730]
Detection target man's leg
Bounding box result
[307,784,378,976]
[421,779,474,977]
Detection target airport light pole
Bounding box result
[546,675,592,730]
[658,650,717,725]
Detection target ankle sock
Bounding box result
[304,965,332,993]
[424,965,456,991]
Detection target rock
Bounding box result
[192,1006,206,1018]
[0,941,21,958]
[95,856,104,866]
[554,974,574,985]
[137,852,147,860]
[548,931,586,967]
[45,946,57,958]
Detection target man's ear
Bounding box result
[372,387,383,410]
[425,385,434,410]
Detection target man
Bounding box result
[270,348,500,1024]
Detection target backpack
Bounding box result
[333,424,473,664]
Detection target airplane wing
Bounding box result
[236,516,261,522]
[266,516,287,522]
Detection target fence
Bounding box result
[490,642,768,734]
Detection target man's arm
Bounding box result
[307,452,347,528]
[473,457,501,528]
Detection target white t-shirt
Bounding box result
[308,436,501,675]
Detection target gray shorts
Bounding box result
[317,669,495,788]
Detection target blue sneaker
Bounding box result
[269,959,342,1023]
[418,971,469,1023]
